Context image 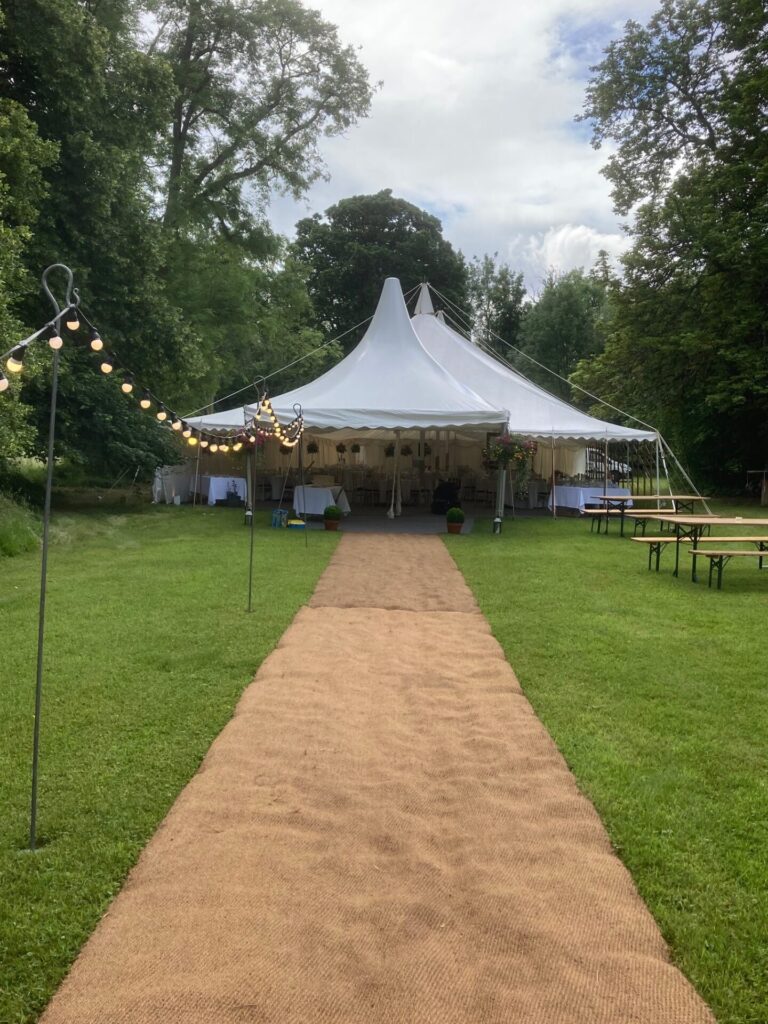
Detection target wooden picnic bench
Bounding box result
[584,509,673,536]
[689,541,768,589]
[631,535,690,570]
[633,534,768,578]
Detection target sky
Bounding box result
[267,0,660,289]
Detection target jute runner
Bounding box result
[41,535,714,1023]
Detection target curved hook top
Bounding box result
[292,402,303,418]
[41,264,75,319]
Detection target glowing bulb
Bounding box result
[209,443,219,453]
[121,373,134,394]
[200,438,209,449]
[248,434,256,443]
[0,372,9,392]
[171,418,182,431]
[187,435,198,446]
[139,389,152,410]
[233,441,243,452]
[89,330,103,352]
[220,443,229,453]
[156,404,168,421]
[48,329,63,350]
[182,425,192,438]
[6,346,25,373]
[65,311,80,331]
[100,356,114,374]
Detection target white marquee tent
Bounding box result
[188,277,656,445]
[184,277,669,516]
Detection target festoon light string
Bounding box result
[1,292,305,452]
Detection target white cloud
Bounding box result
[268,0,659,287]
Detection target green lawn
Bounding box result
[0,506,338,1024]
[447,502,768,1024]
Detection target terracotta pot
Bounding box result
[447,522,463,534]
[324,519,340,531]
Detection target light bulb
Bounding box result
[65,311,80,331]
[6,346,25,373]
[200,438,209,449]
[48,329,63,350]
[89,330,103,352]
[139,389,152,410]
[182,425,192,438]
[171,418,182,431]
[0,373,9,392]
[187,435,198,446]
[156,404,167,421]
[121,373,134,394]
[219,443,229,453]
[209,443,219,453]
[100,356,114,374]
[233,441,243,452]
[248,434,256,443]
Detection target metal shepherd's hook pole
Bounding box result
[30,263,77,852]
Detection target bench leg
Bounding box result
[717,556,725,590]
[654,542,662,572]
[708,558,715,588]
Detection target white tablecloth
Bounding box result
[547,485,631,513]
[202,476,247,507]
[293,485,351,516]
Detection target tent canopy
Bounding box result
[188,279,656,444]
[411,288,655,443]
[188,278,508,435]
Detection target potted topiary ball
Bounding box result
[446,506,465,534]
[323,504,343,531]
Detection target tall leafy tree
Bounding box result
[467,253,526,355]
[576,0,768,483]
[0,73,57,466]
[0,0,372,477]
[292,189,469,349]
[518,269,609,399]
[147,0,373,237]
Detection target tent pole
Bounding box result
[387,431,401,519]
[655,434,661,507]
[495,465,506,522]
[192,444,201,508]
[604,434,609,495]
[551,436,557,519]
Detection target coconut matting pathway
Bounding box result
[41,535,714,1024]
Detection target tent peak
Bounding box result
[413,282,435,316]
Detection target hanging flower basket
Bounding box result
[482,434,537,471]
[350,442,361,454]
[307,441,319,454]
[401,444,413,456]
[335,443,347,454]
[384,443,396,457]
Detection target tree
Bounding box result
[576,0,768,484]
[518,269,609,399]
[147,0,373,236]
[292,189,469,349]
[467,254,526,356]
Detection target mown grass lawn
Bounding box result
[0,506,337,1024]
[447,501,768,1024]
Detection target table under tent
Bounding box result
[177,278,680,521]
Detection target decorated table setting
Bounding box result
[293,484,351,517]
